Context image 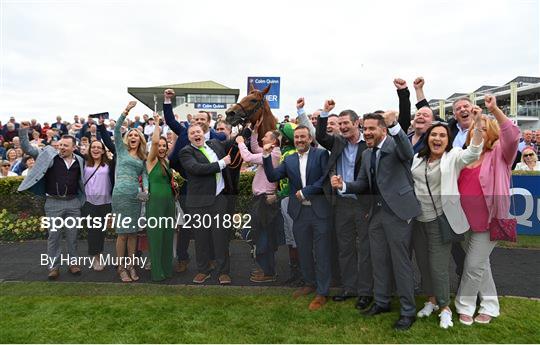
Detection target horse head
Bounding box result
[225,84,271,127]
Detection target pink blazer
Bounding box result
[479,119,520,221]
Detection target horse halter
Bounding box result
[233,97,265,125]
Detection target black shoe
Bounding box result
[355,296,373,310]
[394,315,416,331]
[332,292,357,302]
[362,304,391,316]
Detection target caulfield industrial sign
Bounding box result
[247,77,280,109]
[194,103,227,110]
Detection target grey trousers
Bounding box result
[44,197,82,270]
[369,207,416,317]
[334,196,372,296]
[412,219,452,307]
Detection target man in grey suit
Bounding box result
[331,112,420,330]
[18,121,85,280]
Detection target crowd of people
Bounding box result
[0,77,533,331]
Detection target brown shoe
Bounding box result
[250,268,264,277]
[219,274,232,285]
[309,295,328,311]
[175,260,189,273]
[68,265,81,275]
[48,268,60,280]
[193,273,211,284]
[250,274,276,283]
[292,286,316,298]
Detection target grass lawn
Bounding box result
[1,282,539,343]
[499,235,540,249]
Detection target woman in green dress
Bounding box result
[146,114,176,281]
[112,101,148,282]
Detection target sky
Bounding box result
[0,0,539,123]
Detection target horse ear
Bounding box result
[262,85,271,95]
[249,82,256,93]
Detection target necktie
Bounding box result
[370,147,379,195]
[199,146,220,183]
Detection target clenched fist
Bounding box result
[222,155,231,165]
[164,89,175,102]
[262,143,275,155]
[484,94,497,112]
[235,135,245,144]
[471,105,483,126]
[324,99,336,112]
[393,78,407,90]
[413,77,425,90]
[125,101,137,112]
[296,97,305,110]
[331,175,343,190]
[383,110,398,127]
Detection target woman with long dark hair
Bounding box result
[411,109,483,329]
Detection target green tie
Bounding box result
[199,145,220,183]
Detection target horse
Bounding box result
[225,83,278,144]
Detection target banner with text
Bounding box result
[247,76,280,109]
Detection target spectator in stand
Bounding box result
[518,129,537,153]
[51,116,68,135]
[30,119,42,138]
[0,160,17,177]
[0,137,5,159]
[455,95,520,325]
[514,147,540,171]
[77,117,95,140]
[30,130,42,147]
[42,129,59,146]
[12,137,21,150]
[21,156,35,176]
[3,123,18,142]
[5,149,18,169]
[132,115,143,129]
[41,122,51,139]
[73,115,82,124]
[143,117,156,140]
[84,124,101,142]
[283,115,290,123]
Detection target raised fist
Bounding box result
[393,78,407,90]
[222,155,231,165]
[263,143,275,155]
[330,175,343,190]
[296,97,305,110]
[413,77,425,90]
[484,94,497,112]
[164,89,175,101]
[471,105,483,125]
[383,110,398,127]
[324,99,336,112]
[125,101,137,111]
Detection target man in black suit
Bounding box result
[178,123,234,285]
[263,125,331,311]
[51,116,68,136]
[331,112,421,330]
[314,99,373,310]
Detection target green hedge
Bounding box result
[0,173,256,241]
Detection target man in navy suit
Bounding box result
[263,125,331,311]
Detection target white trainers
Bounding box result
[417,301,439,318]
[439,309,454,329]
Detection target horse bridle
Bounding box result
[233,97,265,126]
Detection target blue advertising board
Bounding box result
[247,76,280,109]
[510,175,540,235]
[194,103,227,110]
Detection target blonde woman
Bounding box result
[515,147,540,171]
[112,101,148,282]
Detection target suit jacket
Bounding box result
[17,128,85,204]
[316,116,368,205]
[51,122,68,136]
[263,147,330,220]
[345,127,421,221]
[178,139,234,208]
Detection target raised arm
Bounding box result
[413,77,430,110]
[97,116,115,154]
[316,99,337,150]
[237,135,263,164]
[385,111,414,162]
[295,97,318,144]
[163,89,188,138]
[18,123,40,159]
[115,101,137,155]
[147,114,162,164]
[394,78,412,133]
[484,94,520,164]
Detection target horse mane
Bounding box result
[251,97,277,143]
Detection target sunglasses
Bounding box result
[523,153,535,158]
[431,121,449,126]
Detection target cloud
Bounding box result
[0,0,538,123]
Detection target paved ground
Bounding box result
[0,240,538,298]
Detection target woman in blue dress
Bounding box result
[112,101,148,282]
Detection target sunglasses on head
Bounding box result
[431,121,449,126]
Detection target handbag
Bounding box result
[425,159,464,244]
[488,176,518,242]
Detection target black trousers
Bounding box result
[82,202,111,256]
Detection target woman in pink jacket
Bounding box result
[455,94,520,325]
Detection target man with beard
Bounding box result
[263,125,331,311]
[316,99,373,311]
[331,112,420,330]
[18,122,85,280]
